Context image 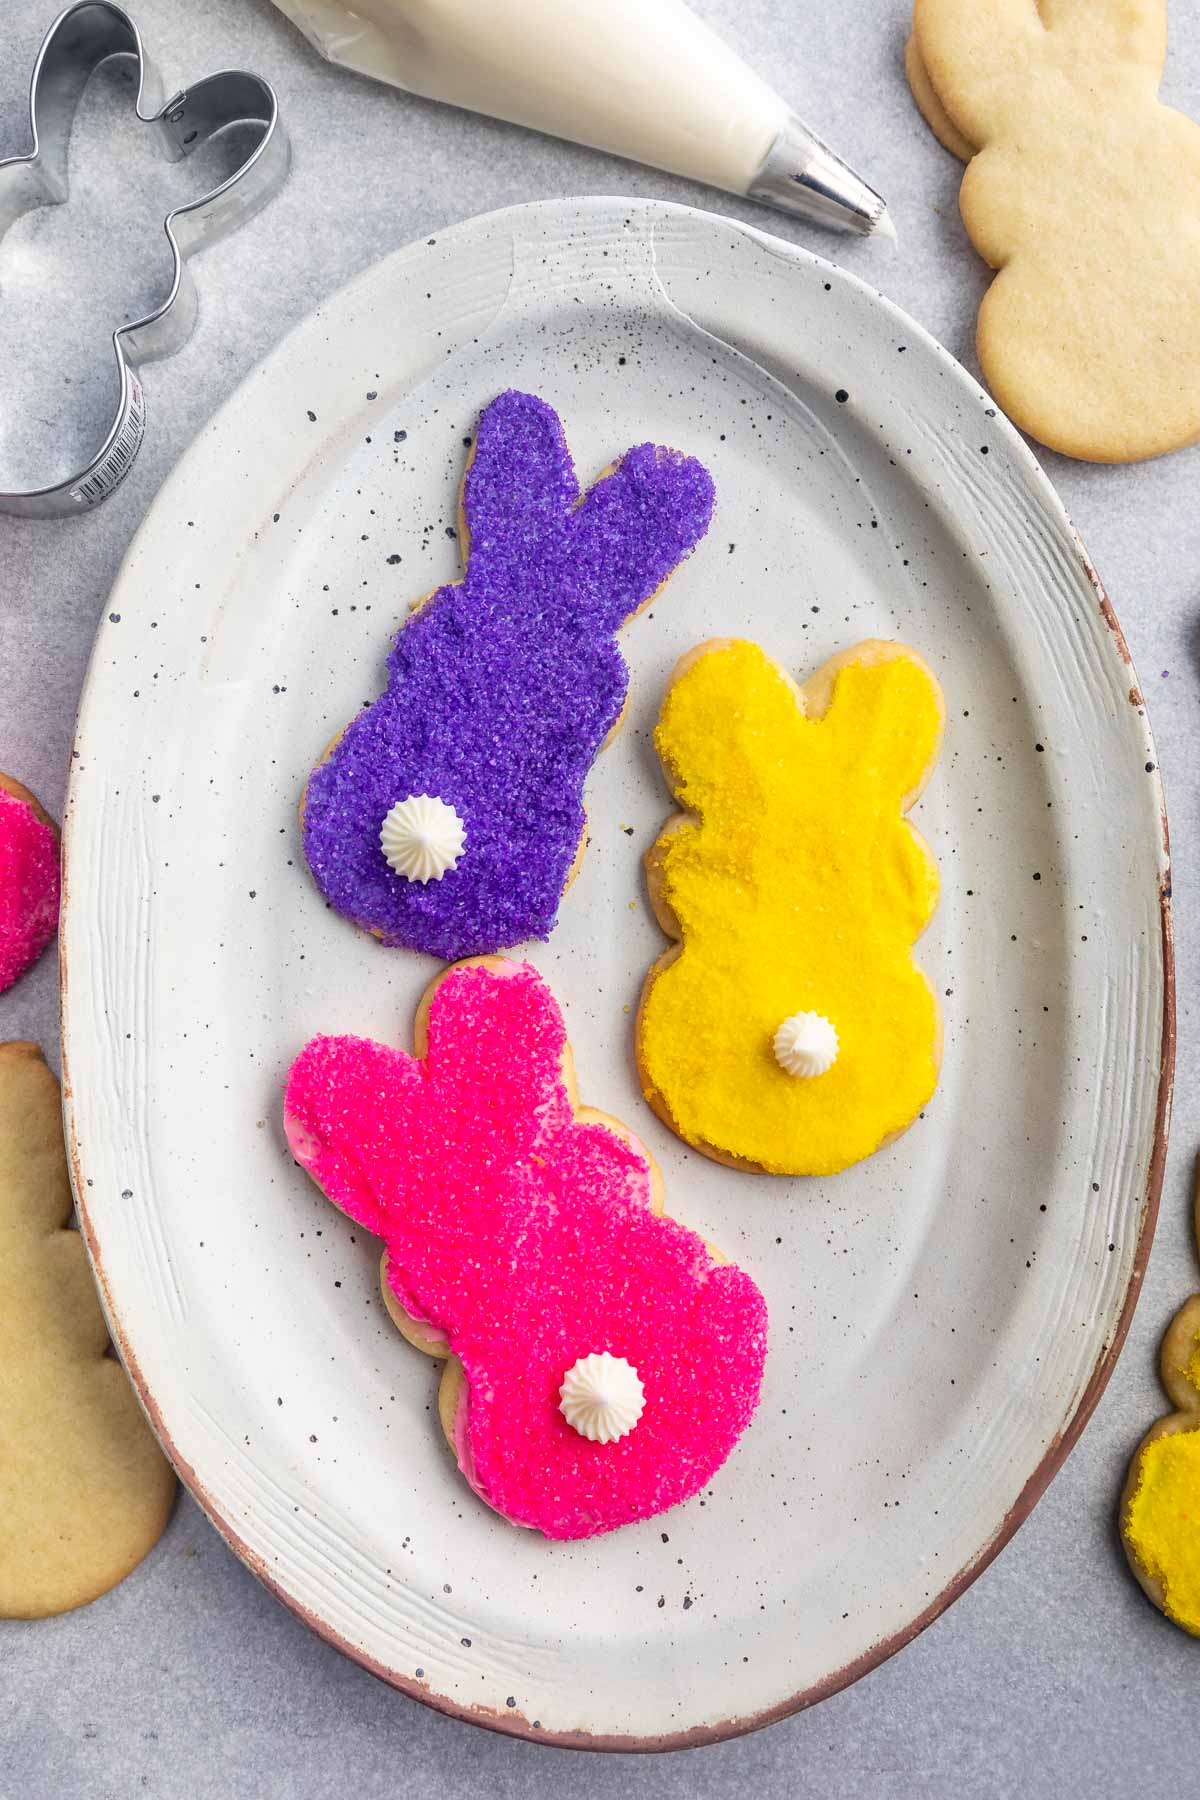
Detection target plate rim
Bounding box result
[60,194,1175,1752]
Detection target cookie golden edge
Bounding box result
[636,638,946,1178]
[904,32,973,162]
[972,299,1200,465]
[1118,1163,1200,1631]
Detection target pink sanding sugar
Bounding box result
[284,960,768,1539]
[0,785,59,992]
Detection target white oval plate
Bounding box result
[62,199,1172,1749]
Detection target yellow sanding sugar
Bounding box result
[1186,1331,1200,1394]
[638,640,942,1175]
[1126,1429,1200,1635]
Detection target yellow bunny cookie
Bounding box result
[1120,1166,1200,1635]
[911,0,1200,462]
[637,639,944,1178]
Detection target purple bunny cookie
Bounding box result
[301,390,715,959]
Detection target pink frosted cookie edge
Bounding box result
[0,782,60,993]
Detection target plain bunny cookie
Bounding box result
[911,0,1200,461]
[0,1043,175,1616]
[637,639,944,1177]
[1120,1164,1200,1635]
[301,390,714,960]
[284,958,767,1539]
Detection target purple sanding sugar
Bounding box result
[302,390,715,959]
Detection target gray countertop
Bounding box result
[2,1,1197,1793]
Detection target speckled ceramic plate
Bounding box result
[61,198,1172,1749]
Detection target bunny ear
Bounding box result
[568,444,715,634]
[284,1034,423,1236]
[654,640,802,813]
[914,0,1043,144]
[820,648,943,808]
[1039,0,1166,74]
[459,390,580,566]
[422,959,573,1147]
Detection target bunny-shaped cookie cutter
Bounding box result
[0,3,288,518]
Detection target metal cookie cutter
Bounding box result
[0,2,289,518]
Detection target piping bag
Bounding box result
[270,0,892,237]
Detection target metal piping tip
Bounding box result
[872,204,898,243]
[748,112,893,239]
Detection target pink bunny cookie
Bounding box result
[284,958,767,1539]
[301,390,715,960]
[0,775,60,994]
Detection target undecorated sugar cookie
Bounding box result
[1121,1167,1200,1635]
[301,389,714,960]
[284,958,767,1539]
[637,639,944,1177]
[0,1043,175,1617]
[910,0,1200,461]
